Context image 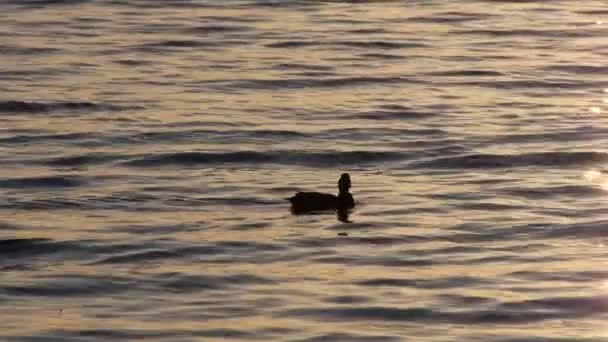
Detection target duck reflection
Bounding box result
[336,207,352,223]
[288,173,355,222]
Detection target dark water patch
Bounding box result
[160,273,276,293]
[440,232,525,245]
[266,40,426,49]
[149,120,245,128]
[409,245,485,257]
[453,254,565,266]
[281,305,567,324]
[346,107,436,121]
[315,17,375,25]
[314,256,434,267]
[195,329,261,339]
[6,0,90,7]
[546,64,608,74]
[3,275,133,297]
[0,132,95,145]
[216,240,286,252]
[409,12,491,23]
[0,222,21,231]
[0,100,133,114]
[113,223,200,235]
[502,185,606,199]
[414,152,608,169]
[94,241,286,265]
[218,76,419,90]
[427,69,504,77]
[113,59,151,66]
[433,244,486,253]
[439,294,497,307]
[490,128,608,145]
[0,264,36,272]
[495,338,601,342]
[0,238,89,259]
[123,150,407,168]
[575,10,608,15]
[348,28,391,34]
[360,53,404,60]
[172,195,279,207]
[186,24,253,34]
[245,0,317,8]
[357,276,489,289]
[508,270,608,283]
[324,127,447,140]
[500,295,608,318]
[79,241,174,259]
[493,243,549,253]
[444,222,568,243]
[447,79,599,90]
[44,153,122,167]
[454,202,527,211]
[109,0,226,9]
[466,177,516,185]
[532,220,608,240]
[387,140,467,154]
[147,40,217,48]
[273,63,334,71]
[452,28,601,38]
[345,235,428,245]
[338,41,427,49]
[1,192,276,212]
[293,333,400,342]
[0,175,85,189]
[136,40,232,52]
[198,15,266,23]
[53,329,179,340]
[0,198,84,210]
[427,192,494,201]
[0,45,59,55]
[291,235,430,249]
[133,128,310,144]
[93,249,180,264]
[481,0,561,2]
[281,306,437,323]
[78,192,176,211]
[228,222,271,231]
[325,295,370,304]
[291,71,338,78]
[0,238,53,255]
[75,16,111,23]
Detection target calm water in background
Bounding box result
[1,0,608,341]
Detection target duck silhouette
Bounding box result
[288,173,355,215]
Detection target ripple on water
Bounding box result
[414,151,608,169]
[281,295,608,325]
[0,175,86,189]
[2,274,134,297]
[293,333,401,342]
[0,100,135,113]
[122,150,408,168]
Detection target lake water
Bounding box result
[2,1,608,341]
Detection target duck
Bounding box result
[288,173,355,214]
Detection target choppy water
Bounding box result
[2,0,608,341]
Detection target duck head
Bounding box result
[338,173,351,194]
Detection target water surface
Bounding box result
[2,1,608,341]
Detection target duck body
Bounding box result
[288,173,355,214]
[289,192,354,213]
